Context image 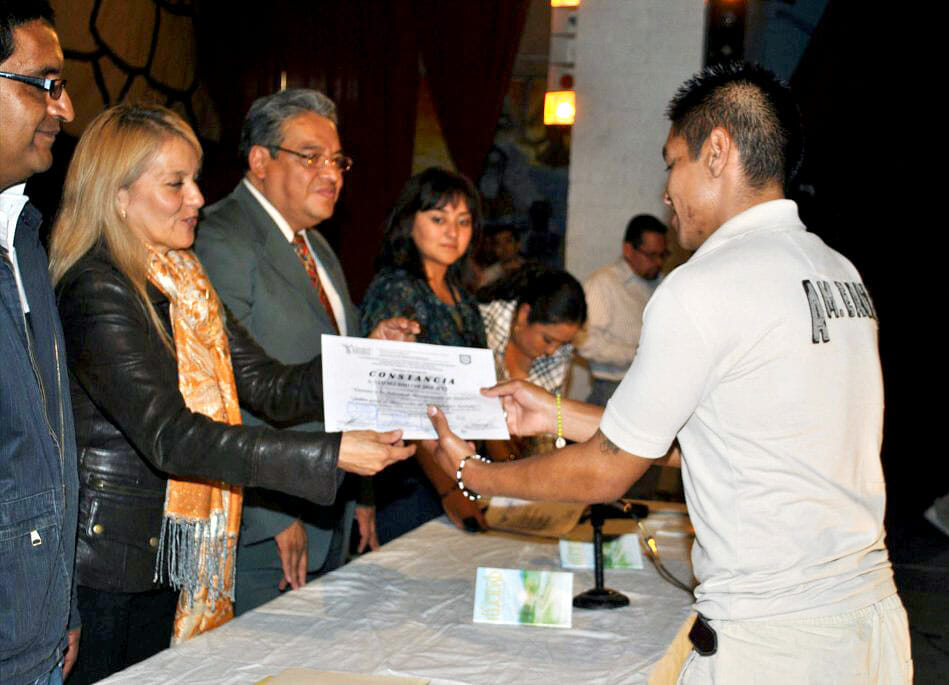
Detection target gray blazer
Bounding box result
[195,181,360,574]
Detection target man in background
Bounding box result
[577,214,668,407]
[478,224,523,287]
[0,2,79,682]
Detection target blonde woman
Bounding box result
[49,104,413,683]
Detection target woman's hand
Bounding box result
[338,429,416,476]
[369,317,420,342]
[481,379,557,436]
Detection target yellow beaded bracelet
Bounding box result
[555,392,565,449]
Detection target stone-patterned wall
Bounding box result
[54,0,219,140]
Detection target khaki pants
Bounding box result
[676,594,913,685]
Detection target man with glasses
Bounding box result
[196,89,415,614]
[1,2,79,684]
[578,214,668,407]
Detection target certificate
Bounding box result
[321,335,510,440]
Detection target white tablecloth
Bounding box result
[101,516,694,684]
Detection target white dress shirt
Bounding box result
[0,183,32,313]
[577,258,660,381]
[242,179,347,335]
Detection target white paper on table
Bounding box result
[321,335,510,440]
[558,534,645,570]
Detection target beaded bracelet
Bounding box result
[455,453,492,501]
[555,392,566,449]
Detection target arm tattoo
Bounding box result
[597,431,621,455]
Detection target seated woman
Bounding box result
[361,167,487,543]
[48,104,414,684]
[476,265,586,459]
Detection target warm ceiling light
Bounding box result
[551,0,580,6]
[544,91,575,125]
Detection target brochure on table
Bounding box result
[473,567,573,628]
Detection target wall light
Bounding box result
[544,91,576,125]
[551,0,580,6]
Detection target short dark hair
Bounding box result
[1,0,55,64]
[623,214,667,249]
[378,167,483,289]
[666,62,803,189]
[239,88,337,170]
[478,264,587,327]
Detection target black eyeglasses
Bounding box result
[270,146,353,173]
[635,246,670,261]
[0,71,68,99]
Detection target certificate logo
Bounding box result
[343,343,371,355]
[459,354,472,365]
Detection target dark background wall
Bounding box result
[789,3,931,516]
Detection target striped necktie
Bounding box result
[291,232,340,334]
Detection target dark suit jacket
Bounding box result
[195,181,360,577]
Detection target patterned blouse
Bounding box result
[479,299,575,458]
[360,267,486,348]
[478,299,574,393]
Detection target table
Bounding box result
[101,512,694,684]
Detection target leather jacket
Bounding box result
[1,203,79,685]
[56,248,343,592]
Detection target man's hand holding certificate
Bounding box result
[322,335,510,441]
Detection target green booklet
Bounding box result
[558,534,644,570]
[472,567,574,628]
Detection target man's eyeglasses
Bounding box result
[635,247,670,261]
[270,146,353,174]
[0,71,68,100]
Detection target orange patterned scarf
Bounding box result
[146,246,244,644]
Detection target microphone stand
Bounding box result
[572,503,630,609]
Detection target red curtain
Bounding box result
[415,0,531,181]
[274,1,421,302]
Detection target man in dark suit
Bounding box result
[195,89,415,613]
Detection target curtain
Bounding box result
[415,0,531,181]
[304,2,421,302]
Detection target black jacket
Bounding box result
[57,249,343,592]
